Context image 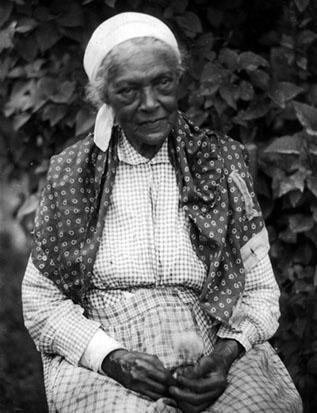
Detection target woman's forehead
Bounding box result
[108,41,179,83]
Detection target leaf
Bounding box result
[17,194,39,220]
[296,56,307,71]
[213,97,227,116]
[238,52,269,72]
[248,69,270,90]
[311,204,317,223]
[309,144,317,156]
[235,99,270,121]
[271,169,308,198]
[289,190,303,207]
[24,59,46,78]
[293,101,317,136]
[279,228,297,244]
[30,86,49,112]
[289,214,314,233]
[75,109,95,136]
[307,176,317,198]
[42,104,66,126]
[280,34,294,50]
[201,62,223,84]
[0,0,13,28]
[268,82,304,108]
[104,0,117,7]
[56,2,84,27]
[219,85,237,110]
[36,22,62,52]
[4,81,36,116]
[264,133,304,155]
[239,80,254,101]
[294,0,310,12]
[0,21,16,52]
[36,77,57,99]
[0,55,16,81]
[13,113,32,130]
[199,84,219,97]
[176,12,202,38]
[50,81,75,104]
[15,33,38,61]
[15,17,38,34]
[298,30,317,45]
[218,48,239,72]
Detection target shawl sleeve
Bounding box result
[223,137,270,271]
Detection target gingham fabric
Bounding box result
[31,112,267,324]
[23,134,302,412]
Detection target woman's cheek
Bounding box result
[161,95,178,113]
[113,101,139,123]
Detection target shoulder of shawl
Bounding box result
[215,133,249,176]
[46,133,97,186]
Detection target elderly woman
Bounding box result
[22,12,302,413]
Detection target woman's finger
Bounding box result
[136,352,166,370]
[139,387,165,401]
[176,374,227,393]
[136,375,168,395]
[133,358,174,384]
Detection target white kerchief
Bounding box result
[83,12,180,152]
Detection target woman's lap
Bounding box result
[46,290,302,412]
[210,341,302,413]
[48,342,302,413]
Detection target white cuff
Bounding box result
[80,328,124,373]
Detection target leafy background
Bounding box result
[0,0,317,411]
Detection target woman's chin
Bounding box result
[137,122,171,143]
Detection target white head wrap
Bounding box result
[83,12,181,151]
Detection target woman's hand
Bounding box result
[101,349,175,400]
[169,339,244,413]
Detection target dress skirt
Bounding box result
[45,288,302,412]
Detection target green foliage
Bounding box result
[0,0,317,411]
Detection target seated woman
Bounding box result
[22,12,302,413]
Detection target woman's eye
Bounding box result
[159,77,171,86]
[119,87,135,98]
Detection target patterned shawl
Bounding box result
[31,112,266,325]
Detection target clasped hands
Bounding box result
[101,339,243,413]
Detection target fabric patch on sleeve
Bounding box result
[229,169,260,221]
[240,227,270,272]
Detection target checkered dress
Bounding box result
[22,135,302,412]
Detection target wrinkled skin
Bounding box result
[102,339,243,412]
[104,40,180,159]
[169,339,244,413]
[101,349,176,400]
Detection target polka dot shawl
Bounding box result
[31,112,266,325]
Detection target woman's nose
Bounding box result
[139,86,159,111]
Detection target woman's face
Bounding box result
[105,42,180,158]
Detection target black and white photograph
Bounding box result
[0,1,316,412]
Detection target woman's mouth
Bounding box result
[138,118,166,130]
[139,118,165,125]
